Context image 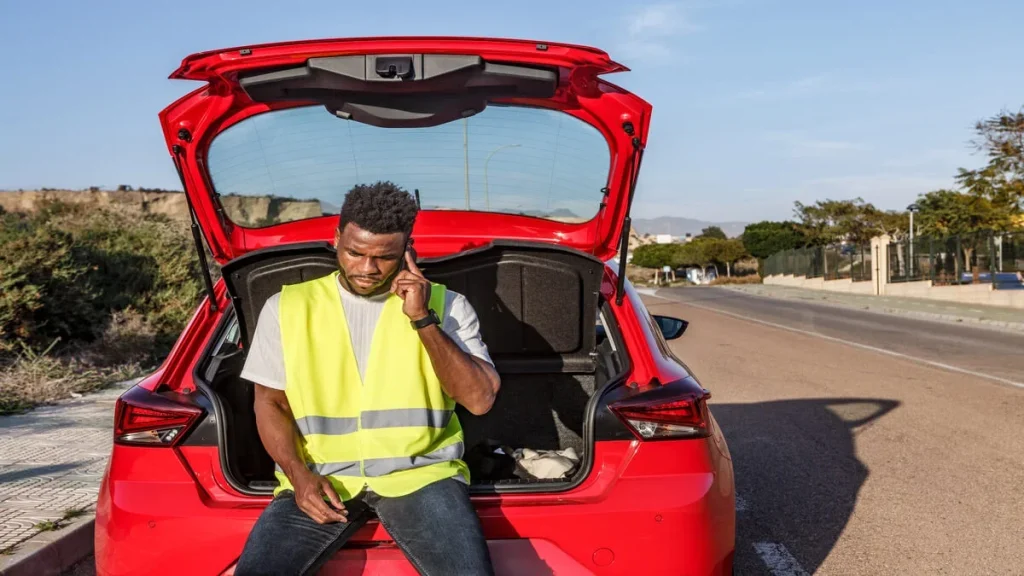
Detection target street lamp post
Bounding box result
[907,203,919,278]
[483,144,521,211]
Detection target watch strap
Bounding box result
[411,309,440,330]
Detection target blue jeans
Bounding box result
[235,478,494,576]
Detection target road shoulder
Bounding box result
[721,284,1024,333]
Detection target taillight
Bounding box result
[610,379,711,440]
[114,386,202,446]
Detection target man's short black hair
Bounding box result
[338,181,419,237]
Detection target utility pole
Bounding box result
[484,143,521,211]
[463,118,470,210]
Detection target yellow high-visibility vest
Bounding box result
[275,270,469,500]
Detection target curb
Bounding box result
[0,515,94,576]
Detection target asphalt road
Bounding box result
[661,286,1024,387]
[648,287,1024,575]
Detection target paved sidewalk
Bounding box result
[724,284,1024,331]
[0,380,134,557]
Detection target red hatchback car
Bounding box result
[94,37,735,575]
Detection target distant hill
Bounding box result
[4,191,746,240]
[320,200,340,215]
[632,217,748,238]
[0,189,324,227]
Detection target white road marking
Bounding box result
[652,293,1024,391]
[753,542,811,576]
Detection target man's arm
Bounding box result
[416,325,500,415]
[254,385,348,524]
[392,252,501,416]
[243,297,345,524]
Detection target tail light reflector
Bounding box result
[610,379,711,440]
[114,386,202,446]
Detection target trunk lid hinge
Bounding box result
[172,144,219,313]
[615,122,645,306]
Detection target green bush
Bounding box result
[631,244,681,268]
[741,221,806,260]
[0,201,203,363]
[0,212,100,352]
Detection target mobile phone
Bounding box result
[399,239,414,273]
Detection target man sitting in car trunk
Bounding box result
[235,181,501,576]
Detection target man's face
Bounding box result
[334,223,407,297]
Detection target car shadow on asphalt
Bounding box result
[711,397,900,575]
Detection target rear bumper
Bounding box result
[219,540,595,575]
[97,440,734,576]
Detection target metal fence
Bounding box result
[763,244,873,282]
[888,232,1024,289]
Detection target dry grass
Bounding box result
[709,275,763,286]
[0,309,154,414]
[626,264,658,286]
[32,507,90,532]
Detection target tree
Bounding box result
[793,198,904,245]
[914,189,1011,279]
[741,221,805,260]
[668,238,748,277]
[907,108,1024,281]
[710,238,748,277]
[875,209,911,241]
[671,241,707,268]
[631,243,680,269]
[952,109,1024,222]
[794,199,860,245]
[699,226,727,240]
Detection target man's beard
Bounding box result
[338,267,396,297]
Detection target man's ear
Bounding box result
[334,227,342,250]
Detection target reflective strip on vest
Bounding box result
[275,461,361,476]
[361,409,452,430]
[295,416,359,436]
[295,410,451,436]
[362,441,465,477]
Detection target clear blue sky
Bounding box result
[2,0,1022,222]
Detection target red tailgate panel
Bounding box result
[99,438,733,575]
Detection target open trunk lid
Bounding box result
[159,37,651,263]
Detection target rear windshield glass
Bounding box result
[206,105,611,227]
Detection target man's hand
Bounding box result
[291,469,348,525]
[391,250,432,320]
[254,385,348,524]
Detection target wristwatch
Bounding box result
[411,309,441,330]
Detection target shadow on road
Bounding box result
[712,397,900,575]
[0,462,83,483]
[655,286,745,305]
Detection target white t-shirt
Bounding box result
[240,277,493,390]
